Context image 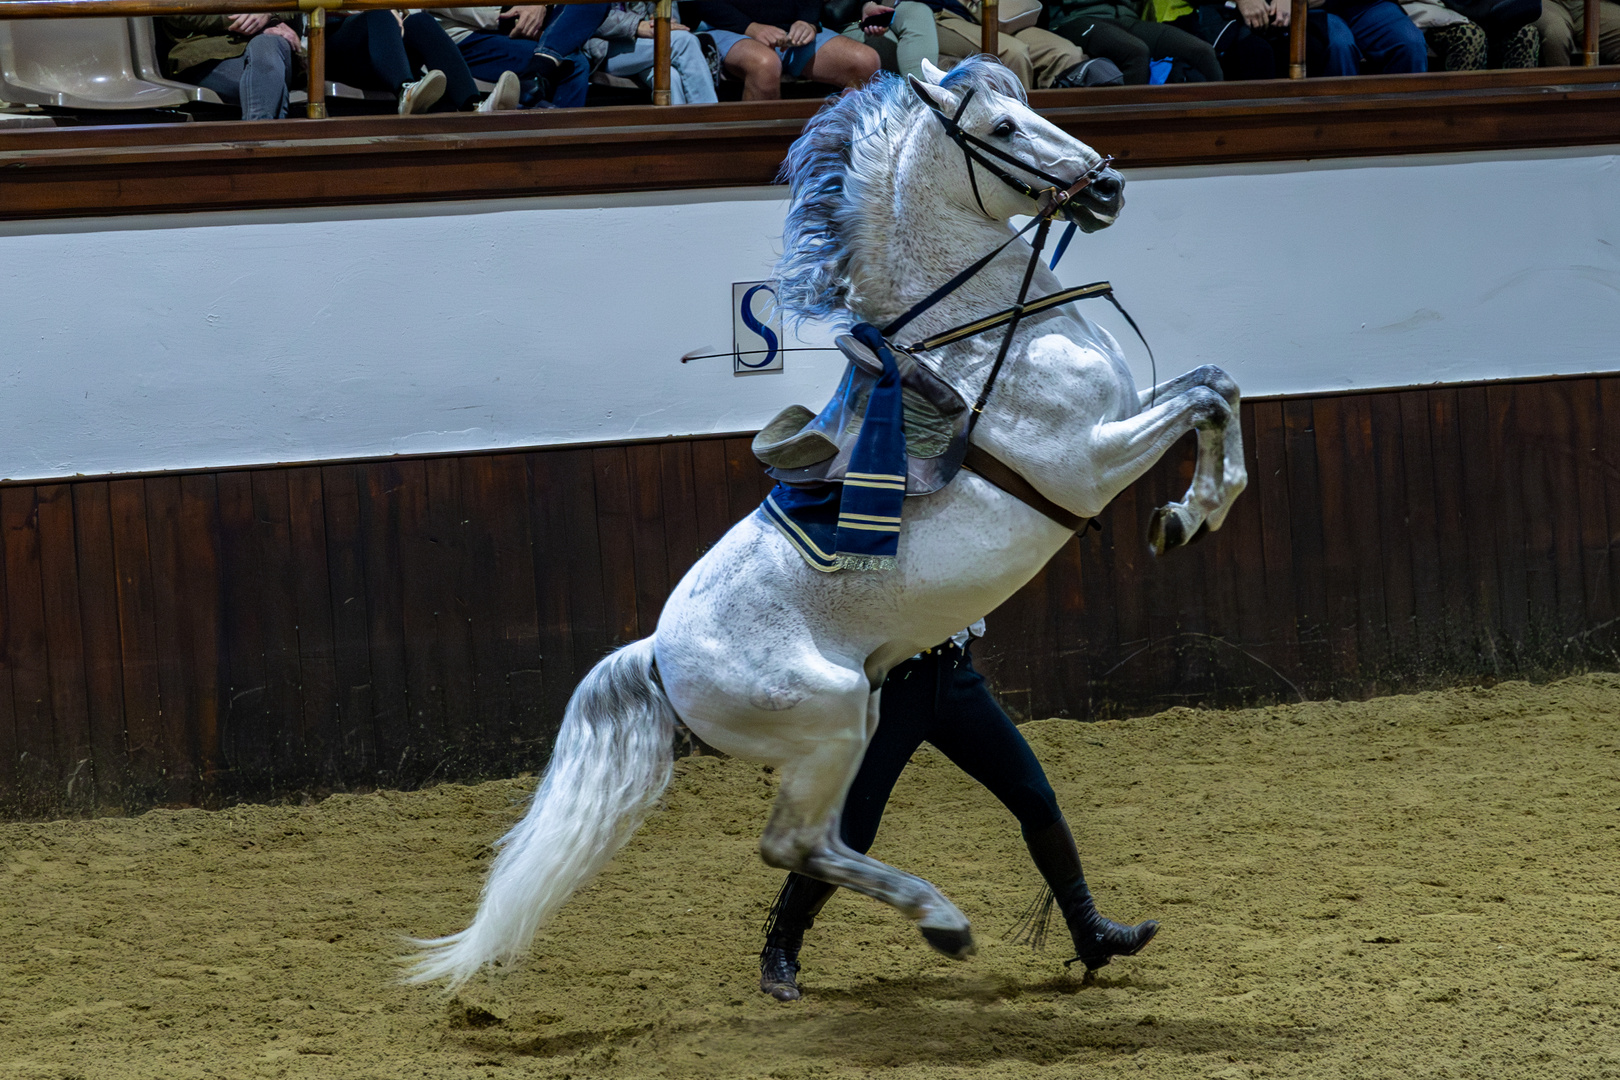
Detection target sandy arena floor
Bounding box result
[2,675,1618,1080]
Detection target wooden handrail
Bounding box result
[981,0,996,57]
[1289,0,1306,78]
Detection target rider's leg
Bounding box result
[760,654,935,1000]
[924,641,1158,971]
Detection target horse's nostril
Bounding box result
[1089,173,1122,201]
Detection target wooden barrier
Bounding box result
[2,373,1619,818]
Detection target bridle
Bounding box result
[882,81,1155,432]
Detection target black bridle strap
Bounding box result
[968,214,1051,430]
[881,210,1050,340]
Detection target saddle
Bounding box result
[751,334,970,494]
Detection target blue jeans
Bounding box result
[602,32,719,104]
[455,30,589,107]
[1324,0,1427,72]
[192,32,294,119]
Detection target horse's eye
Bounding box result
[992,119,1017,138]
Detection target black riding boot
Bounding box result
[759,873,837,1001]
[1024,815,1159,971]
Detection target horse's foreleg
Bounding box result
[1130,365,1247,540]
[757,689,975,958]
[1091,381,1245,554]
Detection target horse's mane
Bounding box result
[773,58,1026,329]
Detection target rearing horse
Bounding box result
[407,57,1246,988]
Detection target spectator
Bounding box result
[933,0,1106,88]
[1316,0,1428,70]
[585,2,721,102]
[158,13,300,119]
[1405,0,1539,68]
[326,9,509,113]
[436,5,612,108]
[1537,0,1620,63]
[822,0,941,77]
[1045,0,1225,82]
[689,0,881,99]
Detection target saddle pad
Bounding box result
[753,335,971,495]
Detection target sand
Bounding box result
[2,674,1618,1080]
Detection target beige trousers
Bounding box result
[1537,0,1620,63]
[934,15,1086,88]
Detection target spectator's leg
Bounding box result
[935,16,1038,85]
[536,4,611,60]
[800,33,882,87]
[670,30,720,103]
[889,1,943,77]
[1600,0,1620,62]
[1499,21,1542,63]
[1118,16,1225,80]
[326,10,414,93]
[1536,0,1578,62]
[1308,10,1361,73]
[402,12,481,110]
[191,55,245,106]
[1335,0,1427,72]
[455,29,539,82]
[1049,17,1153,83]
[721,36,784,100]
[605,37,661,99]
[843,22,903,73]
[551,49,592,107]
[1429,20,1487,68]
[238,32,292,120]
[1013,27,1086,87]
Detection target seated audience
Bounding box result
[1315,0,1428,70]
[326,9,511,113]
[436,5,611,108]
[822,0,941,77]
[1045,0,1226,81]
[586,2,721,102]
[1405,0,1539,69]
[1537,0,1620,62]
[933,0,1107,87]
[158,12,301,119]
[688,0,881,99]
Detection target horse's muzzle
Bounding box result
[1070,167,1125,233]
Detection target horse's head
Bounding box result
[907,58,1124,234]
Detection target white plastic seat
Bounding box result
[128,17,222,104]
[0,17,190,109]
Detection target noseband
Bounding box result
[885,81,1154,429]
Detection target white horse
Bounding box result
[406,57,1246,988]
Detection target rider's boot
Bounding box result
[759,873,836,1002]
[1025,815,1158,971]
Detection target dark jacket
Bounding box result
[690,0,824,33]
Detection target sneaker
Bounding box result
[477,69,521,113]
[398,69,446,115]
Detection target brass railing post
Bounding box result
[1584,0,1600,64]
[653,0,671,105]
[1289,0,1306,77]
[305,3,327,118]
[981,0,997,57]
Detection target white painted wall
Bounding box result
[1,144,1616,482]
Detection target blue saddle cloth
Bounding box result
[758,322,907,573]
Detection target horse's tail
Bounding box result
[403,636,677,989]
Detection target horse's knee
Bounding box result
[759,829,814,871]
[1193,365,1240,406]
[1187,385,1232,431]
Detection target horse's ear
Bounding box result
[907,73,959,114]
[919,58,949,85]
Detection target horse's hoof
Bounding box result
[1148,506,1186,555]
[920,925,977,959]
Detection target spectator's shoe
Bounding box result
[477,69,522,113]
[1051,57,1124,88]
[518,52,574,109]
[399,69,446,115]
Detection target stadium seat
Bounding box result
[0,17,191,109]
[128,17,223,105]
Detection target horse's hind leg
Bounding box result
[758,687,975,959]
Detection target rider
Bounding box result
[757,623,1158,1001]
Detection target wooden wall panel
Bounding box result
[4,372,1620,816]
